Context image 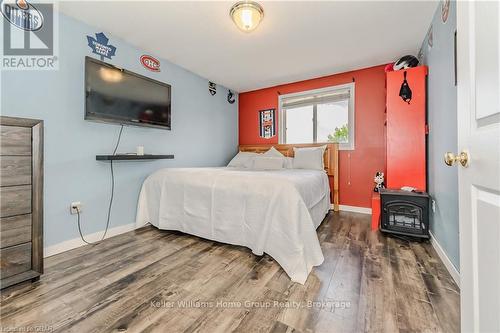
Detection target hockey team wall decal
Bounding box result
[208,81,217,96]
[259,109,275,139]
[140,55,160,72]
[227,90,235,104]
[87,32,116,61]
[1,0,43,31]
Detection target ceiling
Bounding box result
[59,1,437,92]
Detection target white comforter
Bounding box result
[135,167,330,284]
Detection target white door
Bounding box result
[456,1,500,332]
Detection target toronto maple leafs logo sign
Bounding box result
[86,32,116,61]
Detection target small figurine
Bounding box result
[374,172,385,192]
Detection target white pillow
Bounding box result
[227,152,259,168]
[263,146,291,168]
[293,146,327,171]
[251,156,284,170]
[263,146,285,158]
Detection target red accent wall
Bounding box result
[239,65,387,208]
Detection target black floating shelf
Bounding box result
[96,154,174,161]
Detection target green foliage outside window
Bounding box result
[327,124,349,143]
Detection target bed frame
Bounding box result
[239,143,339,211]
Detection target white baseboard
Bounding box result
[44,223,136,258]
[429,231,460,288]
[336,204,372,215]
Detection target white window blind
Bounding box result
[281,89,351,109]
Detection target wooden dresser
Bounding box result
[0,116,43,289]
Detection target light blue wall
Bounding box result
[419,1,459,270]
[1,14,238,247]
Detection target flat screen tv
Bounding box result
[85,56,171,130]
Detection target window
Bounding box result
[279,83,355,150]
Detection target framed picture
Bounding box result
[259,109,275,139]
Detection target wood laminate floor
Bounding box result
[0,212,460,333]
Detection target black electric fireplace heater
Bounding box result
[380,189,430,239]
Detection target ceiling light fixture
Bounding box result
[230,1,264,33]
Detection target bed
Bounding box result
[135,143,339,284]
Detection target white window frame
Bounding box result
[278,83,355,150]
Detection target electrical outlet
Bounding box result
[70,201,82,215]
[431,200,436,213]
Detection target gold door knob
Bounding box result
[444,151,469,167]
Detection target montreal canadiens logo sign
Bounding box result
[140,55,160,72]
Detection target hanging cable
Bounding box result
[76,207,92,245]
[76,125,124,245]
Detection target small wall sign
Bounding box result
[86,32,116,61]
[227,90,235,104]
[140,55,160,72]
[208,81,217,96]
[1,0,43,31]
[259,109,275,139]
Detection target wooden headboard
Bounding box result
[238,143,339,211]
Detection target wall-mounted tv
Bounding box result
[85,56,171,130]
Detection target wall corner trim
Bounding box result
[337,204,372,214]
[44,223,136,258]
[429,231,460,288]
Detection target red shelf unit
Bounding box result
[385,66,427,191]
